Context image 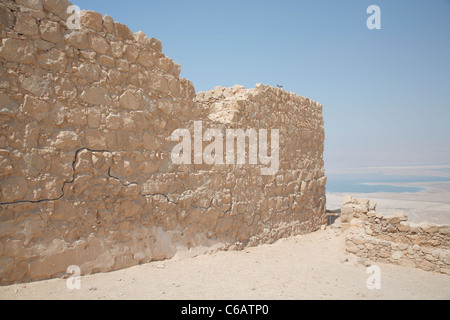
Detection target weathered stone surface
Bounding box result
[0,5,15,29]
[37,49,67,71]
[0,176,28,202]
[346,241,359,254]
[39,20,61,43]
[138,51,155,68]
[23,95,51,121]
[19,74,50,96]
[105,113,121,130]
[42,0,72,19]
[14,12,39,36]
[15,0,43,11]
[0,38,36,64]
[125,45,138,62]
[143,133,162,150]
[103,14,114,34]
[77,63,101,81]
[80,10,103,31]
[64,30,89,50]
[149,37,162,52]
[0,93,19,117]
[81,87,112,105]
[20,153,46,178]
[54,130,81,150]
[85,128,107,149]
[89,35,109,54]
[114,22,133,40]
[110,41,124,58]
[119,90,140,110]
[97,55,115,68]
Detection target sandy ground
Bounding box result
[1,226,449,300]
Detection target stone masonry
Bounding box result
[0,0,326,284]
[341,196,450,275]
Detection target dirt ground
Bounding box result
[1,226,448,300]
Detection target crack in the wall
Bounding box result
[0,147,110,206]
[0,147,325,234]
[0,147,234,213]
[0,147,191,207]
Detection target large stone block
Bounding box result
[39,20,61,43]
[0,38,36,64]
[15,0,44,11]
[0,5,15,29]
[23,95,51,122]
[14,12,38,36]
[81,87,112,106]
[43,0,72,19]
[64,30,89,50]
[80,10,103,31]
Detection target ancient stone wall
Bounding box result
[0,0,326,285]
[341,196,450,274]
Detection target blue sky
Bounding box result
[72,0,450,170]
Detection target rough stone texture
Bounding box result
[0,0,326,285]
[0,5,15,29]
[342,196,450,275]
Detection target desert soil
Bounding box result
[1,225,449,300]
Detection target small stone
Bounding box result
[0,94,19,117]
[444,254,450,265]
[345,241,358,254]
[420,223,439,234]
[149,37,162,52]
[15,0,43,11]
[440,268,450,275]
[391,251,403,260]
[80,10,103,32]
[138,51,155,68]
[39,20,61,43]
[23,95,51,122]
[97,55,115,68]
[85,128,107,149]
[133,31,149,45]
[78,63,101,81]
[64,30,89,50]
[0,5,15,29]
[37,49,67,71]
[110,42,124,58]
[103,15,115,34]
[81,87,112,105]
[0,176,28,202]
[54,131,81,150]
[19,74,50,97]
[114,22,133,40]
[386,225,397,233]
[43,0,72,19]
[119,90,140,110]
[106,114,121,130]
[342,195,352,205]
[90,35,109,54]
[14,12,38,36]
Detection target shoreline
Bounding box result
[327,188,450,225]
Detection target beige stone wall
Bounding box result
[341,197,450,275]
[0,0,326,285]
